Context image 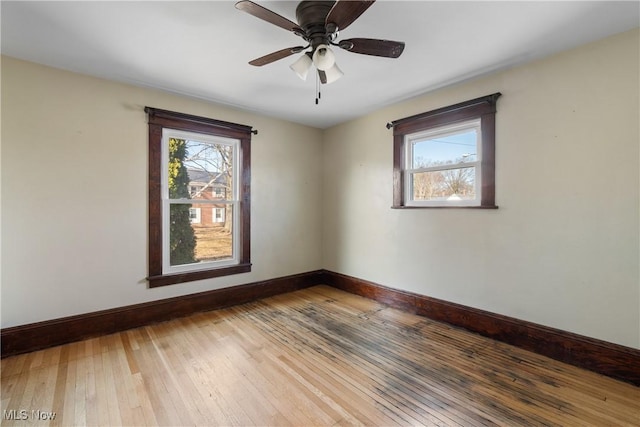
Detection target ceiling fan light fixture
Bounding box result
[290,53,313,80]
[312,44,336,71]
[323,62,343,84]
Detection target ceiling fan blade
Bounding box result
[325,0,375,32]
[235,1,303,33]
[249,46,305,66]
[339,38,405,58]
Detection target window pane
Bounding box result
[412,128,478,168]
[193,203,234,263]
[169,203,234,266]
[411,167,476,201]
[169,137,234,200]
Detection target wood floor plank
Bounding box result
[2,285,639,426]
[276,292,497,422]
[220,326,335,425]
[250,300,460,425]
[225,316,349,425]
[278,296,498,426]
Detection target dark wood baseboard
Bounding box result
[323,270,640,386]
[3,268,639,386]
[1,270,324,358]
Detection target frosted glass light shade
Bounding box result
[323,63,343,84]
[312,44,335,71]
[290,54,313,80]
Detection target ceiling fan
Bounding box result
[235,0,405,85]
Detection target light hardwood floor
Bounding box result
[2,285,639,426]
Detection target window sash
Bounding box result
[160,128,241,275]
[162,200,239,274]
[161,128,239,201]
[405,166,480,206]
[407,119,482,167]
[404,119,481,206]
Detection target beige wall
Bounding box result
[2,28,638,349]
[322,29,639,348]
[1,56,324,327]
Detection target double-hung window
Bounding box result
[405,119,481,206]
[146,107,253,287]
[391,93,501,208]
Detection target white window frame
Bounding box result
[189,207,201,224]
[404,119,482,207]
[213,207,226,223]
[161,128,240,275]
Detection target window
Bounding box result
[213,207,225,223]
[406,119,481,205]
[213,186,225,198]
[189,207,201,224]
[391,93,501,208]
[146,107,253,287]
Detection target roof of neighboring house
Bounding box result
[187,168,224,185]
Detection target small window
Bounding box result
[406,119,481,206]
[213,186,225,198]
[213,207,225,223]
[391,93,501,208]
[189,207,201,224]
[146,107,253,287]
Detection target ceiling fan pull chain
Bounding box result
[315,72,320,105]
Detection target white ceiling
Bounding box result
[2,1,638,129]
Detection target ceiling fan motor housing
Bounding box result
[296,1,336,50]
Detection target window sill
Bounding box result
[148,263,252,288]
[391,205,498,209]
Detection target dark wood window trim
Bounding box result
[390,93,501,209]
[145,107,252,288]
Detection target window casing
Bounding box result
[146,107,252,287]
[391,93,501,209]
